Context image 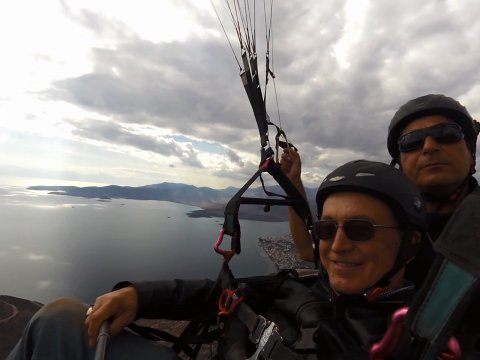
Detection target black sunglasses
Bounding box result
[398,122,464,153]
[314,219,400,242]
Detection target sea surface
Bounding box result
[0,186,289,304]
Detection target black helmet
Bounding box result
[316,160,426,232]
[387,94,479,162]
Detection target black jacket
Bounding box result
[405,176,479,287]
[122,271,414,359]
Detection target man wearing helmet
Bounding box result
[385,94,479,285]
[387,94,480,359]
[387,94,479,238]
[8,161,427,360]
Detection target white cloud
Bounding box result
[37,280,52,289]
[27,253,52,261]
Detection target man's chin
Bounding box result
[330,283,364,295]
[418,179,461,197]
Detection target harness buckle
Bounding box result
[260,326,283,359]
[246,322,282,360]
[218,288,244,317]
[249,315,268,344]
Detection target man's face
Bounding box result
[399,115,473,195]
[319,192,403,295]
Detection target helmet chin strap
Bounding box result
[363,227,419,302]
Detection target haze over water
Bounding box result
[0,186,289,304]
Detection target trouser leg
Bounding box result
[6,298,94,360]
[6,298,180,360]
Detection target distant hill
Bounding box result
[28,183,318,222]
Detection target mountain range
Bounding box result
[28,183,318,222]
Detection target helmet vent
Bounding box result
[328,176,345,182]
[413,197,423,211]
[355,172,375,177]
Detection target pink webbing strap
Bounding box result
[370,307,408,360]
[369,307,462,360]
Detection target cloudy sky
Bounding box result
[1,0,480,189]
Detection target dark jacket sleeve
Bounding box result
[113,278,216,320]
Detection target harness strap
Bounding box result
[230,306,301,360]
[170,263,235,357]
[245,321,301,360]
[215,266,304,359]
[223,156,317,264]
[240,50,268,148]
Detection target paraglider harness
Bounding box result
[125,151,316,359]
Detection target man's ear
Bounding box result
[397,155,403,170]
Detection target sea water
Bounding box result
[0,186,289,303]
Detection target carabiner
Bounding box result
[218,288,244,317]
[214,228,237,262]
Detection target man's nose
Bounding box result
[421,135,440,152]
[330,227,354,252]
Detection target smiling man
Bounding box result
[318,191,406,295]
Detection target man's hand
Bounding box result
[280,148,302,186]
[85,286,138,346]
[280,147,314,261]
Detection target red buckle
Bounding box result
[259,157,271,170]
[218,288,244,316]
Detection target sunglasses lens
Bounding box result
[315,221,338,240]
[398,131,425,152]
[398,123,464,152]
[343,220,375,241]
[316,220,375,241]
[434,124,464,144]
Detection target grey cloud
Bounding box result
[47,0,480,176]
[69,119,205,168]
[181,143,204,168]
[226,149,244,167]
[59,0,135,39]
[272,0,480,162]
